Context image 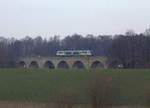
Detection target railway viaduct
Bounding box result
[17,56,108,69]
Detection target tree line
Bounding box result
[0,32,150,68]
[0,34,111,57]
[109,34,150,68]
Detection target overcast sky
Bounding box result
[0,0,150,39]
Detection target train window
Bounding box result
[65,52,72,55]
[58,52,63,54]
[73,52,79,55]
[82,51,87,53]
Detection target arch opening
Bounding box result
[29,61,39,68]
[18,61,26,68]
[73,61,85,69]
[57,61,69,69]
[91,61,104,68]
[44,61,55,69]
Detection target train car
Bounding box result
[56,50,92,57]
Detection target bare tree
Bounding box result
[87,72,120,108]
[53,86,77,108]
[108,35,150,68]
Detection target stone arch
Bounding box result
[18,61,26,68]
[57,61,69,69]
[29,61,39,68]
[73,61,85,69]
[91,61,104,68]
[44,61,55,69]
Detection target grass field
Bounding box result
[0,69,149,106]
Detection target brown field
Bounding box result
[0,102,148,108]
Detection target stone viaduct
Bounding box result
[17,56,108,69]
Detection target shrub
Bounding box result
[145,86,150,104]
[86,72,120,108]
[53,86,77,108]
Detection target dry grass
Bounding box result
[0,102,148,108]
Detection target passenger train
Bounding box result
[56,50,92,57]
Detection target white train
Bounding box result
[56,50,92,57]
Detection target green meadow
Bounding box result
[0,69,149,106]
